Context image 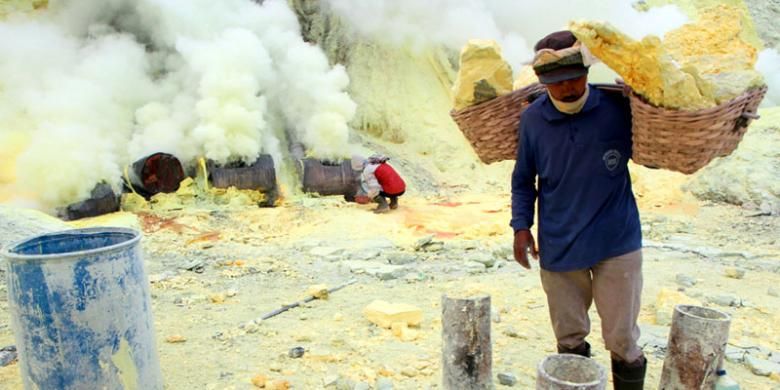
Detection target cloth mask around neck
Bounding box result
[547,85,590,115]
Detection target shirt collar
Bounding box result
[540,84,601,122]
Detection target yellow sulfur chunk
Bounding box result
[452,39,514,110]
[571,5,763,110]
[513,65,539,90]
[363,300,423,329]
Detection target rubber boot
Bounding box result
[389,197,399,210]
[612,356,646,390]
[373,196,390,214]
[557,341,591,358]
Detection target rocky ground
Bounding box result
[0,191,779,389]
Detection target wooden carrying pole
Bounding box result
[441,294,493,390]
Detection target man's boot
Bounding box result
[373,196,390,214]
[389,197,399,210]
[557,341,591,358]
[612,356,646,390]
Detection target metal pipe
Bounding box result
[57,183,119,221]
[207,154,278,206]
[536,354,607,390]
[127,153,186,198]
[659,305,731,389]
[300,158,359,198]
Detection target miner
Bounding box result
[510,31,645,389]
[352,154,406,213]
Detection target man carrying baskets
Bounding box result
[511,31,646,389]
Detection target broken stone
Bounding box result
[369,264,410,281]
[497,372,518,386]
[724,267,746,279]
[335,378,356,390]
[288,347,305,359]
[401,367,418,377]
[323,374,340,388]
[364,301,423,329]
[469,252,497,268]
[307,284,329,299]
[725,345,748,363]
[354,382,371,390]
[387,252,417,265]
[746,355,780,376]
[462,261,487,274]
[675,274,696,288]
[768,288,779,297]
[502,326,526,339]
[707,293,741,307]
[414,235,435,250]
[376,378,394,390]
[0,346,17,367]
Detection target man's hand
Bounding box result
[513,229,539,269]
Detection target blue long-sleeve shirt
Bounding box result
[510,86,641,272]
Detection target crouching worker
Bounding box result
[352,154,406,213]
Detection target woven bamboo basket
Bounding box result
[629,85,767,174]
[450,83,547,164]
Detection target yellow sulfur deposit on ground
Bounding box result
[121,177,267,213]
[571,5,764,109]
[452,39,514,111]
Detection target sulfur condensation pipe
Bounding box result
[659,305,731,389]
[300,158,359,198]
[126,153,186,198]
[57,183,119,221]
[441,294,492,390]
[207,154,278,206]
[536,354,607,390]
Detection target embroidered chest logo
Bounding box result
[602,149,621,171]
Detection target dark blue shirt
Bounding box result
[510,86,642,272]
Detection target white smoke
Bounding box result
[0,0,357,210]
[0,20,157,209]
[323,0,688,71]
[756,48,780,107]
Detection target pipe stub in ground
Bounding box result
[659,305,732,389]
[536,354,607,390]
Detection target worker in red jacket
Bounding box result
[352,154,406,213]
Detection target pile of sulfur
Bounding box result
[571,4,764,110]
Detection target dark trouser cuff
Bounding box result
[557,341,591,358]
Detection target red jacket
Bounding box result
[374,163,406,195]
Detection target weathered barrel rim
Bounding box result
[1,227,141,262]
[674,304,731,322]
[537,354,606,387]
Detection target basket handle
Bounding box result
[734,111,761,132]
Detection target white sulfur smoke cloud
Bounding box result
[756,48,780,107]
[0,20,157,209]
[323,0,687,70]
[0,0,357,210]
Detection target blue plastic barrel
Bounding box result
[2,227,162,390]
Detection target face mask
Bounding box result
[548,85,589,115]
